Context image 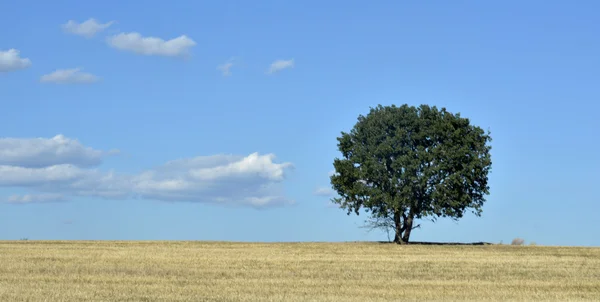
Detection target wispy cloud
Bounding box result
[0,134,114,168]
[107,32,196,57]
[62,18,115,38]
[7,193,66,204]
[315,171,338,208]
[313,186,335,197]
[40,68,99,84]
[1,135,294,207]
[0,49,31,72]
[217,58,236,76]
[267,59,294,74]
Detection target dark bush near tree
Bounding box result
[511,238,525,246]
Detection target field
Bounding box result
[0,241,598,301]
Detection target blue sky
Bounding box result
[1,0,598,246]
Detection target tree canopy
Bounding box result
[330,104,492,244]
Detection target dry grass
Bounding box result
[0,241,598,301]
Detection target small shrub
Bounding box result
[511,238,525,246]
[529,241,537,246]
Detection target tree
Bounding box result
[330,104,492,244]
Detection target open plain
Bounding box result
[0,241,598,301]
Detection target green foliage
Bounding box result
[330,104,492,244]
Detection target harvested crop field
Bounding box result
[0,241,598,301]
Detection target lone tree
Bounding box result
[330,104,492,244]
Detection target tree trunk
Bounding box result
[401,214,414,243]
[393,210,410,244]
[392,209,414,245]
[395,235,409,245]
[393,211,404,244]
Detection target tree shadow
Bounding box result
[376,241,494,245]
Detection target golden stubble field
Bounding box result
[0,241,598,301]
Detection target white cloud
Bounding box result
[62,18,114,38]
[217,59,235,76]
[0,164,88,186]
[189,153,291,181]
[65,170,133,199]
[6,193,66,204]
[107,32,196,57]
[0,134,112,168]
[0,135,293,207]
[315,170,338,200]
[132,153,293,206]
[0,49,32,72]
[40,68,99,84]
[313,186,335,197]
[267,59,294,74]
